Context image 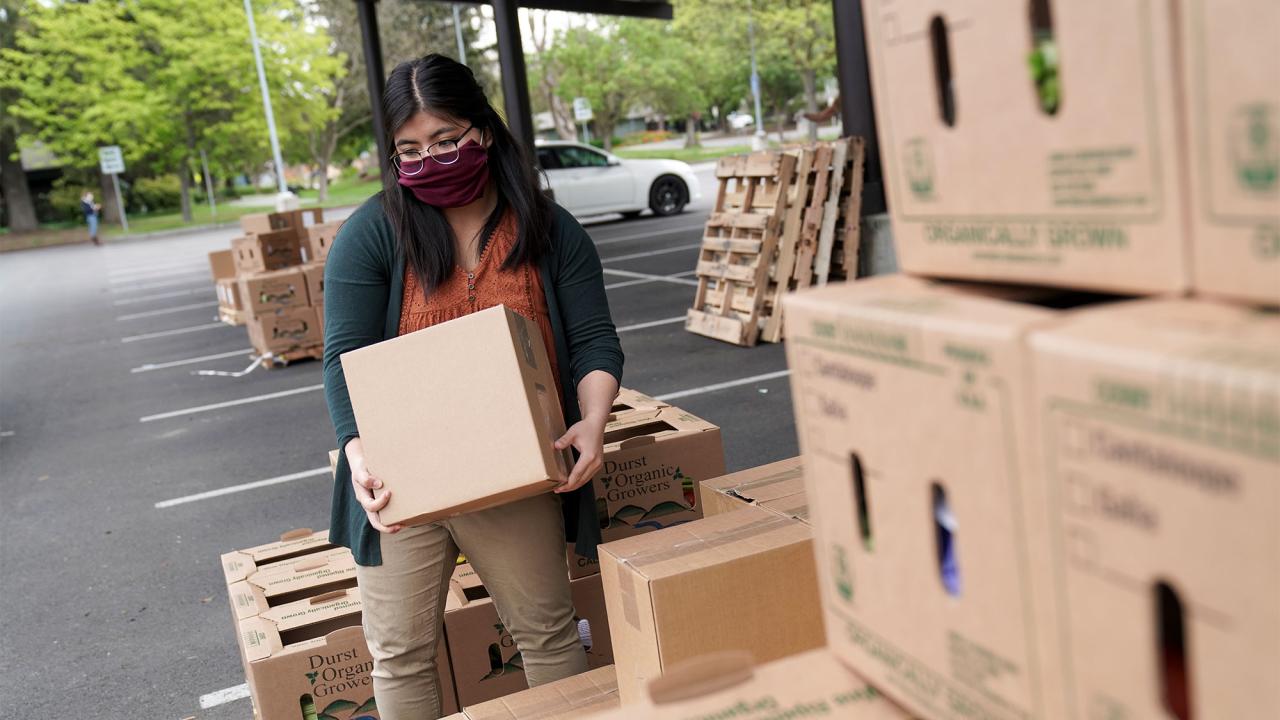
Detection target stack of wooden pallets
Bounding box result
[685,137,866,346]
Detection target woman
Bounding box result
[322,54,623,719]
[81,191,101,245]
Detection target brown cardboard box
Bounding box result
[238,267,309,316]
[232,230,304,274]
[1027,298,1280,718]
[1180,0,1280,305]
[220,529,334,587]
[568,406,725,579]
[208,249,236,281]
[237,588,379,720]
[863,0,1187,293]
[591,649,908,719]
[783,274,1067,720]
[341,305,571,527]
[215,278,245,326]
[461,665,618,719]
[302,261,325,309]
[700,457,803,518]
[247,306,323,356]
[444,566,613,707]
[241,207,324,240]
[609,387,668,420]
[306,221,343,263]
[227,549,358,621]
[599,504,824,705]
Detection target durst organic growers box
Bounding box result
[460,665,618,719]
[444,564,613,707]
[302,261,326,308]
[699,457,803,518]
[221,529,334,587]
[306,221,343,263]
[1027,299,1279,718]
[248,306,323,356]
[227,549,358,621]
[609,387,669,419]
[232,230,304,274]
[783,274,1067,720]
[208,249,236,282]
[238,267,309,316]
[599,504,824,705]
[1180,0,1280,305]
[568,406,725,579]
[342,305,571,527]
[237,587,380,720]
[862,0,1188,293]
[590,649,910,720]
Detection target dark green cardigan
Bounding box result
[322,194,624,567]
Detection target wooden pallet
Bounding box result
[262,344,324,369]
[686,152,797,346]
[830,137,867,282]
[218,307,246,327]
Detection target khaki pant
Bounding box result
[354,492,587,720]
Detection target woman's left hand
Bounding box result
[552,415,607,493]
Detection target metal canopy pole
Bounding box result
[355,0,390,180]
[491,0,536,153]
[832,0,885,215]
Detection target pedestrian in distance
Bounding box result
[81,190,102,245]
[322,53,624,719]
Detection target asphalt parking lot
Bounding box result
[0,164,799,717]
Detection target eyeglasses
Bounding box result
[392,124,476,176]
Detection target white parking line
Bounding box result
[111,276,211,293]
[116,301,218,321]
[120,322,227,344]
[198,683,249,709]
[156,467,330,509]
[602,268,698,288]
[591,222,705,247]
[616,316,686,332]
[656,369,792,401]
[600,242,700,263]
[108,261,204,278]
[108,268,206,285]
[131,348,254,374]
[113,288,210,306]
[139,383,324,423]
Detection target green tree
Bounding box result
[669,0,749,135]
[0,1,38,231]
[549,19,646,152]
[758,0,835,141]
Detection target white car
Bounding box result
[534,140,702,219]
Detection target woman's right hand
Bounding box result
[345,437,402,534]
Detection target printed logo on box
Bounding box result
[481,622,523,681]
[597,459,696,531]
[1233,103,1278,193]
[903,137,936,200]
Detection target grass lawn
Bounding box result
[614,144,762,164]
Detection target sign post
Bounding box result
[98,145,129,234]
[573,97,594,145]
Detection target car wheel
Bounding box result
[621,211,643,220]
[648,176,687,217]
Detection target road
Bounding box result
[0,163,799,717]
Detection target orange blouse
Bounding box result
[398,212,561,395]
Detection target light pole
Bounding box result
[748,0,767,151]
[452,4,467,65]
[244,0,297,210]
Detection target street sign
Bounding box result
[573,97,593,123]
[98,146,125,175]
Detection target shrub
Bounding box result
[129,175,183,214]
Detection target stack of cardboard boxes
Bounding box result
[211,208,343,366]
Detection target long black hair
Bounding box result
[381,54,551,293]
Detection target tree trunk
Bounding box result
[802,68,820,142]
[684,114,701,149]
[178,164,193,222]
[600,120,616,151]
[98,173,121,225]
[317,134,338,204]
[0,126,38,232]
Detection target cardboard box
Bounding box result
[215,277,246,326]
[783,274,1067,720]
[1027,298,1280,718]
[609,387,668,420]
[863,0,1187,293]
[460,665,618,719]
[591,649,908,719]
[227,549,359,621]
[248,306,323,356]
[306,221,343,263]
[238,267,309,316]
[700,457,803,518]
[599,504,824,705]
[209,249,236,281]
[220,529,334,587]
[1180,0,1280,305]
[241,207,325,241]
[444,566,613,707]
[568,406,725,578]
[232,230,304,274]
[302,261,325,308]
[341,305,571,527]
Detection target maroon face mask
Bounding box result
[397,142,490,208]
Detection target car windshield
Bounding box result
[556,146,610,169]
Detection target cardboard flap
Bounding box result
[279,528,314,541]
[292,557,326,573]
[647,651,755,704]
[619,435,658,450]
[309,589,348,605]
[606,509,802,577]
[239,616,283,663]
